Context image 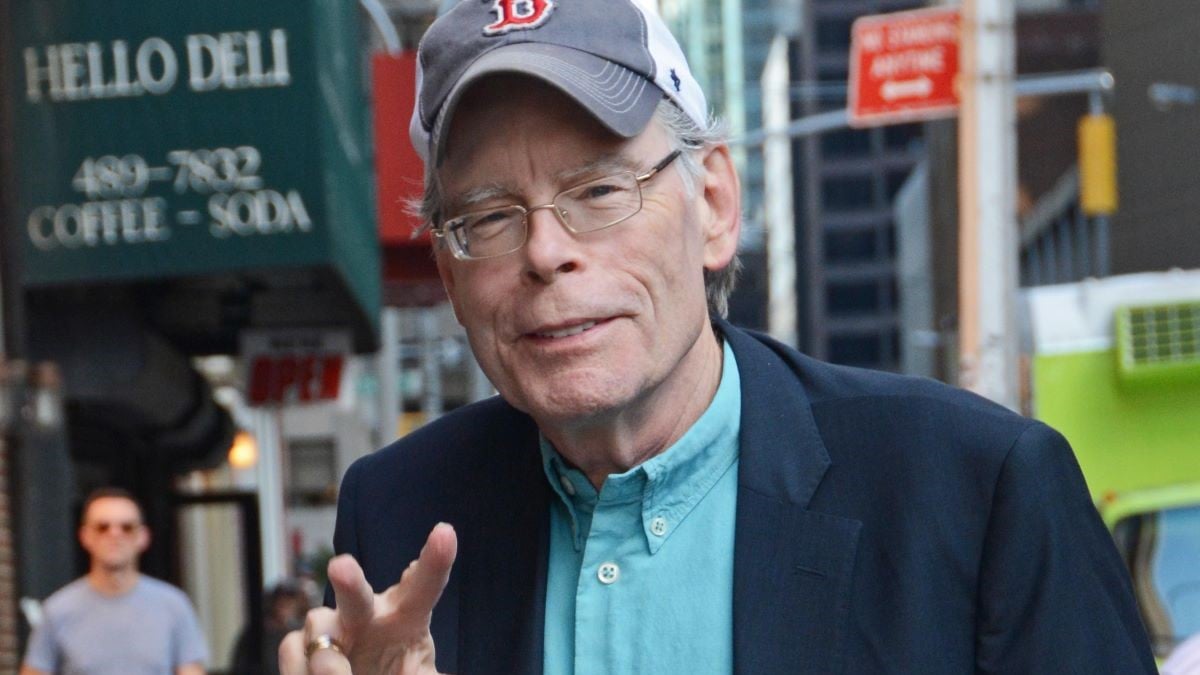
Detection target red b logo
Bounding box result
[484,0,555,35]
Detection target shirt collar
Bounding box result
[539,339,741,554]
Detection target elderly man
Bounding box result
[21,488,209,675]
[281,0,1155,672]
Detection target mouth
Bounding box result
[525,317,612,341]
[535,320,598,339]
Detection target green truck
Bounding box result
[1023,269,1200,658]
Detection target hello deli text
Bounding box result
[22,29,291,103]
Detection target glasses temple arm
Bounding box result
[636,149,683,182]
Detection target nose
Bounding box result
[521,204,581,282]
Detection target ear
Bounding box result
[697,143,741,272]
[135,525,151,554]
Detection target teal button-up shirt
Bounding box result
[540,341,741,674]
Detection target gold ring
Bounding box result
[304,634,345,659]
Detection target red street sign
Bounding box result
[848,7,961,127]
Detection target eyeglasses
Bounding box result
[435,150,682,261]
[90,521,141,535]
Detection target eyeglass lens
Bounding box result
[447,171,642,259]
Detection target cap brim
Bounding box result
[431,42,662,165]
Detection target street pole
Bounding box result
[958,0,1020,409]
[762,36,798,347]
[378,307,401,444]
[250,408,288,587]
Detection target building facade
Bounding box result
[793,0,927,370]
[1102,0,1200,274]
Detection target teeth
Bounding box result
[538,321,597,339]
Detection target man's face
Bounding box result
[79,497,148,572]
[435,77,738,430]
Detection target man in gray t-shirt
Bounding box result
[21,488,208,675]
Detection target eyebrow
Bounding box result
[444,152,642,215]
[556,152,641,184]
[446,184,515,215]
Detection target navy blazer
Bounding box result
[331,321,1155,673]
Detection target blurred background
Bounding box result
[0,0,1197,671]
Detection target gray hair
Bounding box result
[415,99,741,318]
[653,101,741,318]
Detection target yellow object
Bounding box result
[1078,113,1118,216]
[398,411,426,437]
[228,430,259,469]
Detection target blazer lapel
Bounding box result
[455,415,550,675]
[723,324,863,674]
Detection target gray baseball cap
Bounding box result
[409,0,708,166]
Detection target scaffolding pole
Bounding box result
[762,36,798,347]
[958,0,1020,409]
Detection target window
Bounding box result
[821,129,872,158]
[825,230,877,263]
[884,223,897,257]
[823,175,875,211]
[886,169,913,200]
[815,17,854,51]
[829,334,882,366]
[287,437,338,506]
[1112,504,1200,657]
[884,123,923,152]
[828,281,881,315]
[817,63,848,83]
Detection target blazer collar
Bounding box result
[455,413,549,674]
[719,318,831,507]
[721,320,860,674]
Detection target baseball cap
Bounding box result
[410,0,708,166]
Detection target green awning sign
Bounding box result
[7,1,379,335]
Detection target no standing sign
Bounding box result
[848,7,961,127]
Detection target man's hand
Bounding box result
[279,523,458,675]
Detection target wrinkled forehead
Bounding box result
[437,77,669,211]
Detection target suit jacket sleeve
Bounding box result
[325,458,363,608]
[974,422,1156,672]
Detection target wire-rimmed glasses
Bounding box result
[434,150,682,261]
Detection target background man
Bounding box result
[282,0,1156,672]
[21,487,209,675]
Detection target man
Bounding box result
[281,0,1156,672]
[21,488,209,675]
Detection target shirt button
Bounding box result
[597,562,620,585]
[559,475,576,496]
[650,516,668,537]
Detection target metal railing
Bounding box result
[1019,166,1110,286]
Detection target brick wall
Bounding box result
[0,360,19,667]
[0,385,17,672]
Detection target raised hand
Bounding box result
[279,523,458,675]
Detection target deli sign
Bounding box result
[242,330,349,406]
[849,7,961,127]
